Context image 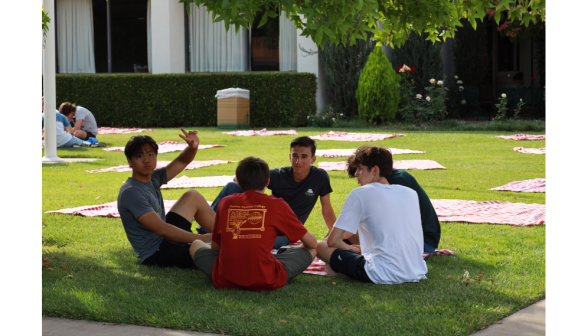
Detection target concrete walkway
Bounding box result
[42,158,102,164]
[42,299,545,336]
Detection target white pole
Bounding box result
[42,0,63,162]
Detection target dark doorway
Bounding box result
[250,7,279,71]
[497,34,514,71]
[92,0,108,73]
[110,0,148,73]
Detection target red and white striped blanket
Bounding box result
[46,199,213,218]
[431,199,545,226]
[97,127,155,135]
[319,160,446,171]
[316,148,426,157]
[270,241,455,276]
[103,141,225,153]
[513,147,546,154]
[496,134,546,141]
[309,131,406,142]
[161,175,235,189]
[222,128,298,136]
[86,160,236,173]
[489,178,546,193]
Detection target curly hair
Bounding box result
[59,102,77,117]
[346,145,393,178]
[124,135,159,159]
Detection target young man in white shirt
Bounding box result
[59,102,99,141]
[316,145,428,284]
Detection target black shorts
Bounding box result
[141,212,196,269]
[330,249,374,283]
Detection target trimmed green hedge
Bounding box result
[55,72,317,128]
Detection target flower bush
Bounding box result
[308,106,345,127]
[397,66,449,126]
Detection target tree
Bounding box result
[180,0,546,49]
[42,7,51,46]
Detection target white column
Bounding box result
[296,16,329,113]
[150,0,185,74]
[43,0,63,163]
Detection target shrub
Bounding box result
[319,35,375,118]
[356,48,401,123]
[307,105,345,127]
[55,72,317,128]
[397,68,449,126]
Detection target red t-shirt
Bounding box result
[211,190,308,291]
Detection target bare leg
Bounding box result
[74,129,88,140]
[169,189,216,233]
[189,239,211,259]
[316,240,348,277]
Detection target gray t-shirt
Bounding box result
[117,168,167,261]
[75,106,98,135]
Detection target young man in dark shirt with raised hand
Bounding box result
[117,129,215,268]
[197,136,337,249]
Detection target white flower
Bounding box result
[461,100,466,105]
[340,113,344,116]
[426,96,431,102]
[459,86,464,91]
[457,80,463,85]
[429,78,435,84]
[332,118,336,122]
[416,94,422,99]
[454,75,459,79]
[437,80,444,86]
[501,93,506,98]
[307,116,310,119]
[322,116,325,120]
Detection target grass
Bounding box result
[334,118,546,132]
[42,127,545,335]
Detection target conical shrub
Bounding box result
[356,48,401,122]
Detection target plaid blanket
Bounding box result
[309,131,406,142]
[513,147,546,154]
[489,178,546,193]
[319,160,446,171]
[496,134,546,141]
[46,199,212,218]
[97,127,155,135]
[315,148,426,157]
[222,128,298,136]
[270,241,455,276]
[86,160,236,173]
[161,175,235,189]
[103,141,225,153]
[431,199,545,226]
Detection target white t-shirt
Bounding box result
[42,111,73,147]
[333,183,428,284]
[75,106,98,135]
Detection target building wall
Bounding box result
[150,0,185,74]
[296,16,329,112]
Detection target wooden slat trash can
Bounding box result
[216,88,250,129]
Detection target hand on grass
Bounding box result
[179,128,199,149]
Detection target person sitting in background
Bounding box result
[190,156,317,291]
[59,102,99,141]
[42,97,91,148]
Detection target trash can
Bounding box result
[216,88,250,129]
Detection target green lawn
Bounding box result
[42,128,545,335]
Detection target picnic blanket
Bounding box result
[161,175,235,189]
[46,199,213,218]
[86,160,236,173]
[309,131,406,142]
[97,127,155,135]
[319,160,446,171]
[103,141,226,153]
[488,178,546,193]
[315,148,426,158]
[431,199,545,226]
[513,147,546,154]
[270,241,455,276]
[496,134,546,141]
[222,128,298,136]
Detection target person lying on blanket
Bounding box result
[316,146,428,284]
[189,157,317,291]
[196,136,337,249]
[117,131,215,268]
[342,150,441,254]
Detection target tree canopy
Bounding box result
[180,0,546,48]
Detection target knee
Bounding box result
[225,181,242,194]
[73,130,84,138]
[183,189,205,202]
[316,240,329,254]
[189,239,207,256]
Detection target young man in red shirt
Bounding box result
[189,157,317,291]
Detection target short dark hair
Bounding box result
[124,135,159,159]
[346,145,393,178]
[290,136,317,156]
[59,102,77,117]
[236,157,270,192]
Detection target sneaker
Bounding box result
[90,142,106,148]
[72,143,91,148]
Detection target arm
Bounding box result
[72,119,83,133]
[137,211,210,243]
[319,194,337,231]
[165,128,199,181]
[300,231,317,249]
[65,125,74,135]
[326,227,355,251]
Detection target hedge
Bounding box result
[55,72,317,128]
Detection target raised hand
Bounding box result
[179,128,199,149]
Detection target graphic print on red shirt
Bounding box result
[212,190,308,291]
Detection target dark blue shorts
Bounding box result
[330,249,374,283]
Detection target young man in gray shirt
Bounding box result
[117,129,215,268]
